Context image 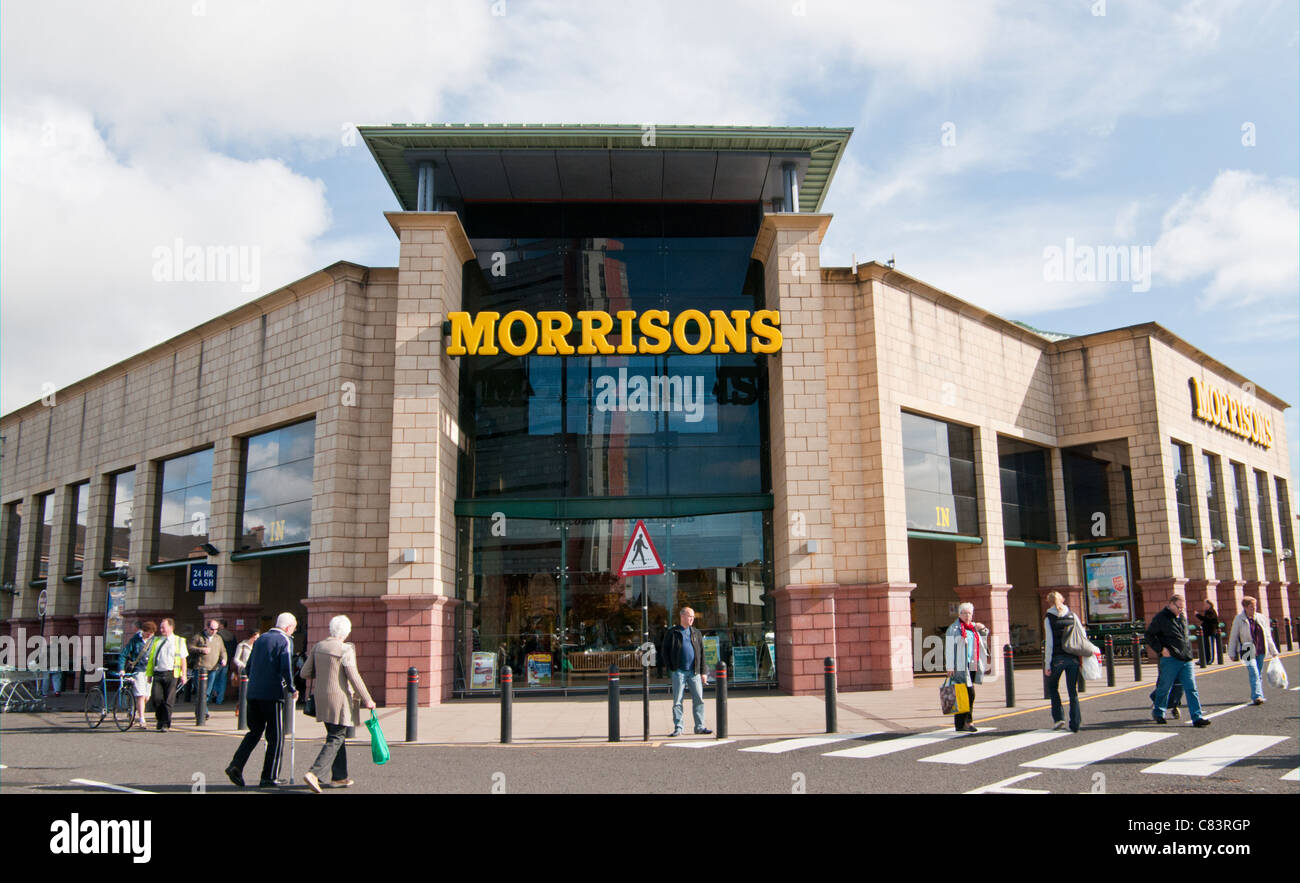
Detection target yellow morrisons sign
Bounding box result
[1190,377,1272,448]
[446,309,783,357]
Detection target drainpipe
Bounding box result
[782,162,799,213]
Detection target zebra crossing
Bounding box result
[690,724,1297,786]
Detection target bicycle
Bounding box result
[83,670,138,731]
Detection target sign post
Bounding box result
[618,520,664,742]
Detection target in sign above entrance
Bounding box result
[618,520,665,577]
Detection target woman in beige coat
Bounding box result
[300,615,375,793]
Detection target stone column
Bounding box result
[77,474,112,640]
[1036,449,1084,631]
[953,426,1010,677]
[1137,577,1187,622]
[953,584,1011,678]
[127,461,174,612]
[1264,581,1288,633]
[753,214,841,692]
[381,212,475,705]
[206,436,261,606]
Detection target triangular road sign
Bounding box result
[618,520,665,576]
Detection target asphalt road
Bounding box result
[2,655,1296,796]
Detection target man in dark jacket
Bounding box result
[657,607,711,737]
[226,612,298,787]
[1144,594,1210,727]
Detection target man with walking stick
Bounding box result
[226,612,298,788]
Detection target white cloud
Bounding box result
[0,98,332,412]
[1152,170,1300,307]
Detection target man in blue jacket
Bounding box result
[226,612,298,787]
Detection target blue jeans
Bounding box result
[208,666,229,704]
[1048,655,1081,731]
[1150,657,1203,721]
[1243,656,1263,701]
[670,670,706,732]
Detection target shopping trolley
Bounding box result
[0,667,48,713]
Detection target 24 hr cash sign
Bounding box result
[445,309,783,356]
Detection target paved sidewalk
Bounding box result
[33,656,1283,746]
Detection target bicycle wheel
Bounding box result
[83,687,106,728]
[112,686,136,731]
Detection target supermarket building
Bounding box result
[1,124,1295,704]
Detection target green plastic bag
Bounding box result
[365,709,390,765]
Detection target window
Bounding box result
[999,438,1053,542]
[1064,440,1133,541]
[1276,477,1295,554]
[105,470,134,570]
[155,449,213,563]
[1171,442,1194,540]
[1255,471,1275,552]
[901,412,978,535]
[66,482,89,575]
[1232,465,1253,548]
[33,491,53,580]
[1203,454,1225,545]
[2,501,20,589]
[239,420,315,550]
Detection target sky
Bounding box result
[2,0,1297,493]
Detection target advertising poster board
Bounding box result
[702,634,720,670]
[1082,551,1134,622]
[470,651,497,690]
[525,652,552,686]
[731,646,758,681]
[104,580,128,656]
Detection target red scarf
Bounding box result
[960,620,981,667]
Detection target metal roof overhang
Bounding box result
[359,124,852,212]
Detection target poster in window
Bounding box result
[702,635,720,670]
[1082,551,1134,622]
[525,652,552,686]
[104,580,127,657]
[731,646,758,681]
[470,651,497,690]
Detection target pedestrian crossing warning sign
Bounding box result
[618,520,665,576]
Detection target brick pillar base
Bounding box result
[1288,584,1299,640]
[74,612,103,638]
[1036,586,1085,621]
[10,617,38,640]
[1263,581,1286,627]
[773,585,838,695]
[1137,578,1187,623]
[1184,579,1220,624]
[861,582,916,691]
[954,584,1011,678]
[1242,580,1266,617]
[380,595,461,706]
[302,597,387,704]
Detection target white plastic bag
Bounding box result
[1265,656,1288,689]
[1081,651,1102,681]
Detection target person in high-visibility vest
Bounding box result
[145,618,188,731]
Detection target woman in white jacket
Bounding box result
[1226,597,1279,705]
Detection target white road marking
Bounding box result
[965,772,1050,794]
[69,778,152,794]
[920,729,1071,765]
[1202,703,1249,720]
[1141,735,1290,777]
[823,728,992,759]
[740,733,871,754]
[1022,731,1177,771]
[1281,768,1299,782]
[665,739,736,748]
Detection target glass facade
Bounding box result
[1276,477,1294,554]
[2,501,20,589]
[67,482,89,575]
[1255,470,1275,552]
[1063,440,1134,541]
[901,412,977,535]
[105,470,134,570]
[239,420,315,550]
[454,203,773,690]
[1232,465,1253,548]
[1203,453,1225,545]
[34,491,53,580]
[998,438,1053,542]
[1171,442,1195,539]
[155,448,213,563]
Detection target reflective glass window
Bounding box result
[999,439,1053,542]
[67,482,89,575]
[1255,471,1275,552]
[1171,442,1195,539]
[34,492,53,580]
[901,412,977,535]
[240,420,315,550]
[1063,440,1134,541]
[1276,478,1295,553]
[105,470,134,570]
[3,501,21,588]
[156,449,213,563]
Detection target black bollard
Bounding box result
[1003,645,1015,708]
[195,668,208,726]
[715,662,728,739]
[500,666,513,744]
[1104,635,1115,687]
[1197,624,1207,668]
[1132,634,1143,681]
[824,657,837,734]
[1218,624,1227,666]
[236,671,248,730]
[607,665,620,743]
[1285,617,1294,652]
[406,667,419,743]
